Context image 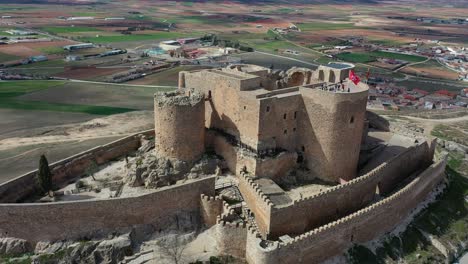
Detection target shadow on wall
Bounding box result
[208,96,241,139]
[358,134,409,174]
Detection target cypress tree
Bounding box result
[37,154,52,194]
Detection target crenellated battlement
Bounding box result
[261,156,447,263]
[200,194,223,227]
[239,173,274,209]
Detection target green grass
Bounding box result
[250,40,292,51]
[70,11,100,17]
[431,124,468,147]
[0,80,64,98]
[0,254,33,264]
[79,32,191,43]
[369,51,426,63]
[336,52,376,63]
[0,52,20,63]
[182,1,193,6]
[42,26,101,34]
[0,98,135,115]
[276,8,296,13]
[297,22,359,31]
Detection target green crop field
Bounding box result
[0,81,135,115]
[42,26,102,34]
[369,51,426,62]
[0,80,63,98]
[0,52,20,63]
[79,32,192,43]
[0,100,134,115]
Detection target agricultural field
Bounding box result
[336,51,426,64]
[0,79,173,180]
[402,59,460,80]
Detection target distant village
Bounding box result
[367,83,468,110]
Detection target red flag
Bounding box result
[349,70,360,85]
[366,68,371,80]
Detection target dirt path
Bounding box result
[390,114,468,136]
[394,57,430,72]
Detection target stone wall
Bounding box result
[237,174,273,236]
[0,130,154,203]
[0,177,215,244]
[200,194,224,227]
[243,139,435,239]
[216,221,248,259]
[182,69,262,150]
[154,91,205,163]
[268,165,380,239]
[377,139,436,195]
[207,131,297,179]
[246,158,447,264]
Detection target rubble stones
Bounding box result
[0,237,31,255]
[31,234,132,264]
[125,152,220,188]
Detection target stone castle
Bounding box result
[0,63,446,264]
[153,63,445,263]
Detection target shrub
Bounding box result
[37,155,52,194]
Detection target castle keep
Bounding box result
[156,63,367,182]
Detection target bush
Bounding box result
[239,45,254,52]
[75,180,86,189]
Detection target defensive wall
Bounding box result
[237,173,274,236]
[245,156,447,264]
[215,195,249,259]
[0,130,155,203]
[0,176,216,244]
[200,194,224,227]
[236,139,436,239]
[216,219,248,259]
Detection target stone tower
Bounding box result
[299,83,368,182]
[154,89,205,163]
